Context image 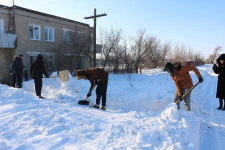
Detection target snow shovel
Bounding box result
[175,82,200,104]
[78,85,97,105]
[50,70,70,82]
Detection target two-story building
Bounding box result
[0,4,94,75]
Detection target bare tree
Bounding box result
[193,51,204,62]
[206,54,215,64]
[131,29,149,73]
[212,45,222,62]
[120,35,134,73]
[169,42,188,62]
[70,27,91,71]
[99,27,122,70]
[46,44,67,75]
[161,41,171,66]
[145,36,162,68]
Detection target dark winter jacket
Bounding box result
[171,65,202,96]
[213,54,225,99]
[30,54,49,79]
[12,56,24,75]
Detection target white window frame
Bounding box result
[0,19,4,33]
[45,27,55,42]
[29,24,41,40]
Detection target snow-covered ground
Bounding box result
[1,64,225,150]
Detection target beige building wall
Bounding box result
[14,8,92,71]
[0,5,93,74]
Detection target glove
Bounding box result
[179,95,184,101]
[87,93,91,97]
[199,77,203,83]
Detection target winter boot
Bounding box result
[100,106,106,111]
[39,95,45,99]
[217,98,223,110]
[222,99,225,111]
[90,104,100,109]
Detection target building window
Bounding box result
[45,27,54,42]
[30,55,37,67]
[29,24,40,40]
[63,30,72,44]
[63,29,83,44]
[0,19,4,33]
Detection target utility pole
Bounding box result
[12,0,15,34]
[84,8,107,67]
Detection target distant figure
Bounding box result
[11,54,24,88]
[213,54,225,110]
[10,55,17,87]
[76,68,109,110]
[30,54,49,99]
[163,62,203,111]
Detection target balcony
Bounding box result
[0,33,17,48]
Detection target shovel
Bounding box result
[175,82,200,104]
[78,85,97,105]
[50,70,70,82]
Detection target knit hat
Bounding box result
[76,70,87,80]
[163,62,174,76]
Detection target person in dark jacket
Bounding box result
[30,54,49,99]
[10,55,17,87]
[76,68,109,110]
[163,62,203,111]
[11,54,24,88]
[213,54,225,110]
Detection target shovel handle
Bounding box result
[175,82,200,104]
[85,85,97,101]
[50,76,60,78]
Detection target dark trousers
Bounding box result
[12,73,16,87]
[34,77,43,96]
[96,77,108,107]
[15,73,23,88]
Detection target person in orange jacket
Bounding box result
[163,62,203,111]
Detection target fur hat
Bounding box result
[76,70,87,80]
[163,62,174,76]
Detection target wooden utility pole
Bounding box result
[84,8,107,67]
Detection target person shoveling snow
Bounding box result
[76,67,109,110]
[163,62,203,111]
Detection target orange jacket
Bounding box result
[171,65,202,96]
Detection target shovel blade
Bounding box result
[78,100,89,105]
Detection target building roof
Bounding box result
[0,4,91,27]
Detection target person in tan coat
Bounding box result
[163,62,203,111]
[76,68,109,110]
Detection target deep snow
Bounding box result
[0,64,225,150]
